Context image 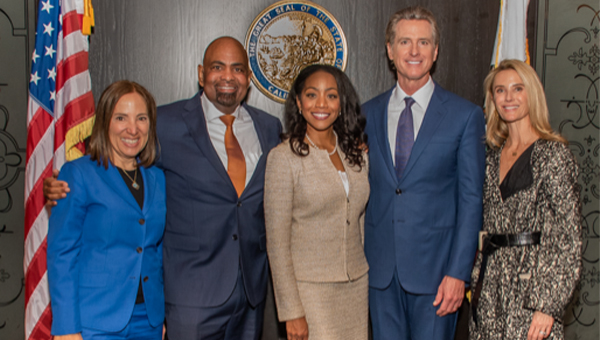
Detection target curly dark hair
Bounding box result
[284,64,367,169]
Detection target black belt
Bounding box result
[471,231,541,325]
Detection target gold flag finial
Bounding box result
[82,0,95,36]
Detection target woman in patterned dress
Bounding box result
[469,59,582,340]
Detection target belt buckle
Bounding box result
[478,231,488,252]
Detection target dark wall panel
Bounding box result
[87,3,499,339]
[0,1,36,340]
[1,1,500,339]
[88,0,499,117]
[88,1,500,340]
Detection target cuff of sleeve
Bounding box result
[522,294,564,320]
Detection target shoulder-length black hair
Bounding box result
[88,80,158,169]
[284,64,367,169]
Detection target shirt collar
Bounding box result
[393,76,435,110]
[201,92,248,122]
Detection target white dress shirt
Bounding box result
[387,76,435,165]
[201,94,262,185]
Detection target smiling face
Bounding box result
[296,70,341,135]
[387,19,438,94]
[108,92,149,169]
[492,69,531,125]
[198,37,252,115]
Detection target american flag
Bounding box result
[25,0,94,338]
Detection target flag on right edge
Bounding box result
[491,0,530,66]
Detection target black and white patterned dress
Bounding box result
[469,139,582,340]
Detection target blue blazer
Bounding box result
[156,92,282,308]
[47,155,166,335]
[363,83,486,294]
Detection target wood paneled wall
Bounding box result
[88,0,499,119]
[87,1,499,339]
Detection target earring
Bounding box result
[339,111,342,116]
[299,109,302,115]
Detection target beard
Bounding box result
[215,91,238,108]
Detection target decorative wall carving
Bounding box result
[0,1,34,339]
[536,1,599,339]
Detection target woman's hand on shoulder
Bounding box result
[53,333,83,340]
[286,316,308,340]
[527,311,554,340]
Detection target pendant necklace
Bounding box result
[510,139,535,157]
[121,168,140,190]
[305,131,338,156]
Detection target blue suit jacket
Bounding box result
[48,156,166,335]
[157,92,282,308]
[363,83,486,294]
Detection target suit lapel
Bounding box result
[374,88,398,182]
[240,104,268,198]
[140,166,154,215]
[245,104,269,154]
[401,84,447,181]
[181,93,233,188]
[97,162,142,213]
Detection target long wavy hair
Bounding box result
[483,59,566,149]
[284,64,367,169]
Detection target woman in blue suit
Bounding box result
[47,80,166,340]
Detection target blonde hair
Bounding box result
[483,59,566,149]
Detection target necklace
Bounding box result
[120,167,140,190]
[509,139,537,157]
[305,131,338,156]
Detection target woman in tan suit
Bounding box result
[264,64,369,340]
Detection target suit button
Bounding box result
[346,220,350,225]
[237,202,242,207]
[139,219,145,225]
[396,189,402,195]
[232,234,238,241]
[143,276,149,282]
[136,247,142,253]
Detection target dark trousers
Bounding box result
[165,269,265,340]
[369,270,458,340]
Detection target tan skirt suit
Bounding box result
[264,140,370,340]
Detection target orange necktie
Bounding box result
[220,115,246,197]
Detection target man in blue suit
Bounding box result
[45,37,282,339]
[157,37,281,339]
[362,7,485,340]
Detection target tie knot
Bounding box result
[220,114,235,127]
[404,97,415,108]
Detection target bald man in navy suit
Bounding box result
[157,37,281,340]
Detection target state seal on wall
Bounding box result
[245,0,348,103]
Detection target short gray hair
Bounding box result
[385,6,440,46]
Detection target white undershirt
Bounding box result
[387,76,435,165]
[201,94,262,185]
[338,171,349,196]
